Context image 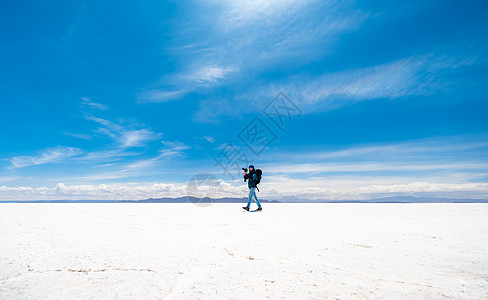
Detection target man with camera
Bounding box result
[242,165,262,211]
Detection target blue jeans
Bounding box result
[247,187,261,208]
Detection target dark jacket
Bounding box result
[244,170,258,189]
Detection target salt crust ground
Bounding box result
[1,203,487,299]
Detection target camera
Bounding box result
[242,168,248,172]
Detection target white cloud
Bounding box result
[262,136,488,173]
[201,136,216,143]
[141,1,368,104]
[291,53,479,107]
[246,135,488,197]
[207,0,320,32]
[0,179,486,201]
[193,52,480,121]
[0,182,218,201]
[281,139,488,161]
[139,64,238,103]
[81,97,108,110]
[76,140,191,179]
[6,112,163,171]
[63,132,92,140]
[138,90,188,103]
[297,57,426,103]
[227,135,488,200]
[358,182,488,194]
[0,176,19,183]
[10,146,83,168]
[159,141,190,157]
[265,162,488,174]
[254,174,488,200]
[190,66,239,84]
[212,0,312,27]
[0,182,188,200]
[85,115,161,148]
[85,115,122,137]
[121,129,160,148]
[203,0,367,68]
[76,149,142,163]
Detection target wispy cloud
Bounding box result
[193,52,482,120]
[200,136,215,143]
[292,54,479,105]
[76,149,142,163]
[258,177,488,200]
[358,182,488,194]
[138,64,239,103]
[298,57,426,103]
[63,132,92,140]
[4,136,488,200]
[75,140,191,181]
[118,141,190,172]
[85,115,161,148]
[160,141,190,157]
[139,1,368,103]
[267,135,488,162]
[190,66,239,84]
[257,135,488,180]
[5,101,164,172]
[239,134,488,199]
[81,97,108,110]
[210,0,314,28]
[121,129,160,148]
[265,162,488,174]
[10,146,83,168]
[138,89,188,103]
[85,115,121,139]
[0,176,20,183]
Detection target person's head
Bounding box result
[249,165,254,171]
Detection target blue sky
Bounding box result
[1,0,487,200]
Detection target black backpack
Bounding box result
[255,169,262,184]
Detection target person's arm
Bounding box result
[243,171,249,182]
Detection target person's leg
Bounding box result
[247,187,253,208]
[253,188,262,208]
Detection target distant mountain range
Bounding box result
[1,196,487,203]
[281,195,488,203]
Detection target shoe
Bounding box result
[242,206,249,211]
[256,207,262,211]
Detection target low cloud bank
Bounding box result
[1,181,487,201]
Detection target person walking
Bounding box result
[242,165,262,211]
